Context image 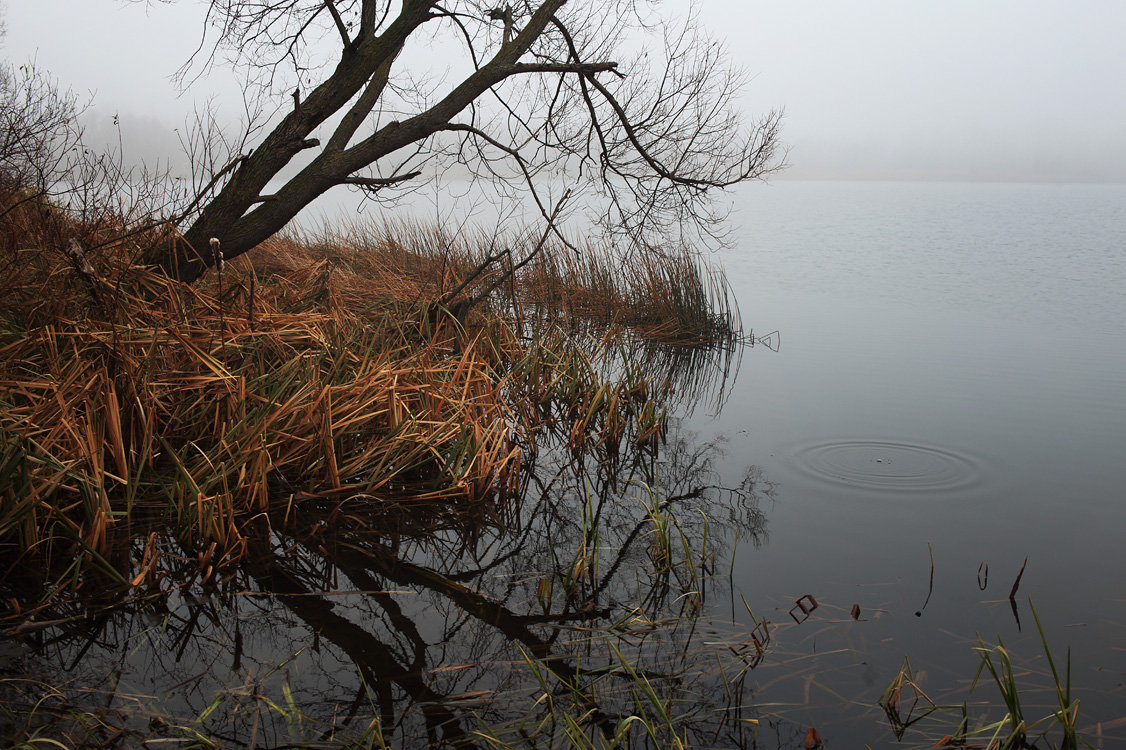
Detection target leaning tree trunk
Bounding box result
[138,0,778,284]
[143,0,568,284]
[156,163,340,284]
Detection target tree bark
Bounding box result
[142,0,781,283]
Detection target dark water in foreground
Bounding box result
[4,181,1125,747]
[709,181,1126,743]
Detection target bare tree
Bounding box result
[143,0,784,283]
[0,10,111,219]
[0,43,184,248]
[0,62,86,209]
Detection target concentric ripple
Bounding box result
[789,439,981,493]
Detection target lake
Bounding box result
[705,180,1126,743]
[4,180,1123,747]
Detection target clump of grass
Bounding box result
[0,270,524,598]
[883,600,1085,749]
[505,329,670,464]
[0,189,744,618]
[248,219,743,346]
[0,416,773,749]
[521,240,741,344]
[879,656,943,740]
[962,602,1081,749]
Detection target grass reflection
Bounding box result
[0,422,776,748]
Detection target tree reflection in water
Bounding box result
[2,338,791,748]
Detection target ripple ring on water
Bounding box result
[790,439,981,493]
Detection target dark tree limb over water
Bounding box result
[140,0,784,282]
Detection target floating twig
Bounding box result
[789,594,819,624]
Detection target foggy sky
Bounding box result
[4,0,1125,183]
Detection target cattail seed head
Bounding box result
[210,237,224,271]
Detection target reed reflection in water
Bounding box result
[1,336,790,748]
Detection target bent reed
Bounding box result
[0,190,741,615]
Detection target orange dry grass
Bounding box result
[0,227,526,583]
[519,240,739,343]
[237,220,500,311]
[0,202,724,597]
[241,220,738,344]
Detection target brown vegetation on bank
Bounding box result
[0,186,738,611]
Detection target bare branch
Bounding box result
[341,169,423,190]
[500,61,619,76]
[324,0,352,49]
[140,0,783,281]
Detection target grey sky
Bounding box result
[4,0,1126,182]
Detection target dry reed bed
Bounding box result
[519,241,740,343]
[248,221,740,344]
[0,293,524,579]
[0,206,732,604]
[0,226,518,585]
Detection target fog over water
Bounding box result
[682,180,1126,741]
[4,0,1126,185]
[5,0,1126,736]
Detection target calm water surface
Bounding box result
[6,181,1124,748]
[707,181,1126,742]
